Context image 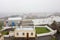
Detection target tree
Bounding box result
[51,21,57,30]
[0,21,4,30]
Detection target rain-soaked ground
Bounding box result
[4,36,52,40]
[4,33,60,40]
[55,33,60,40]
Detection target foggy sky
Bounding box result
[0,0,60,17]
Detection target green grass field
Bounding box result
[35,27,50,34]
[2,31,9,35]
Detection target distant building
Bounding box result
[32,18,53,25]
[50,16,60,22]
[32,15,60,25]
[7,17,22,26]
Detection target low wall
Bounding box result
[35,25,57,37]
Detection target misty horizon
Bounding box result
[0,0,60,17]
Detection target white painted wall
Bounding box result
[35,25,57,37]
[33,16,60,25]
[8,17,22,20]
[33,18,53,25]
[53,16,60,22]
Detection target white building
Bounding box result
[50,16,60,22]
[2,17,36,38]
[2,17,22,29]
[32,16,60,25]
[7,17,22,26]
[32,18,53,25]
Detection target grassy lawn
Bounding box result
[2,31,9,35]
[35,27,50,34]
[0,21,3,30]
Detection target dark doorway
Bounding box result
[26,33,29,40]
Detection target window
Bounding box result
[22,33,25,35]
[17,33,19,35]
[31,33,33,35]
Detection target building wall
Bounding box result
[32,16,60,25]
[52,16,60,22]
[32,18,53,25]
[14,30,35,38]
